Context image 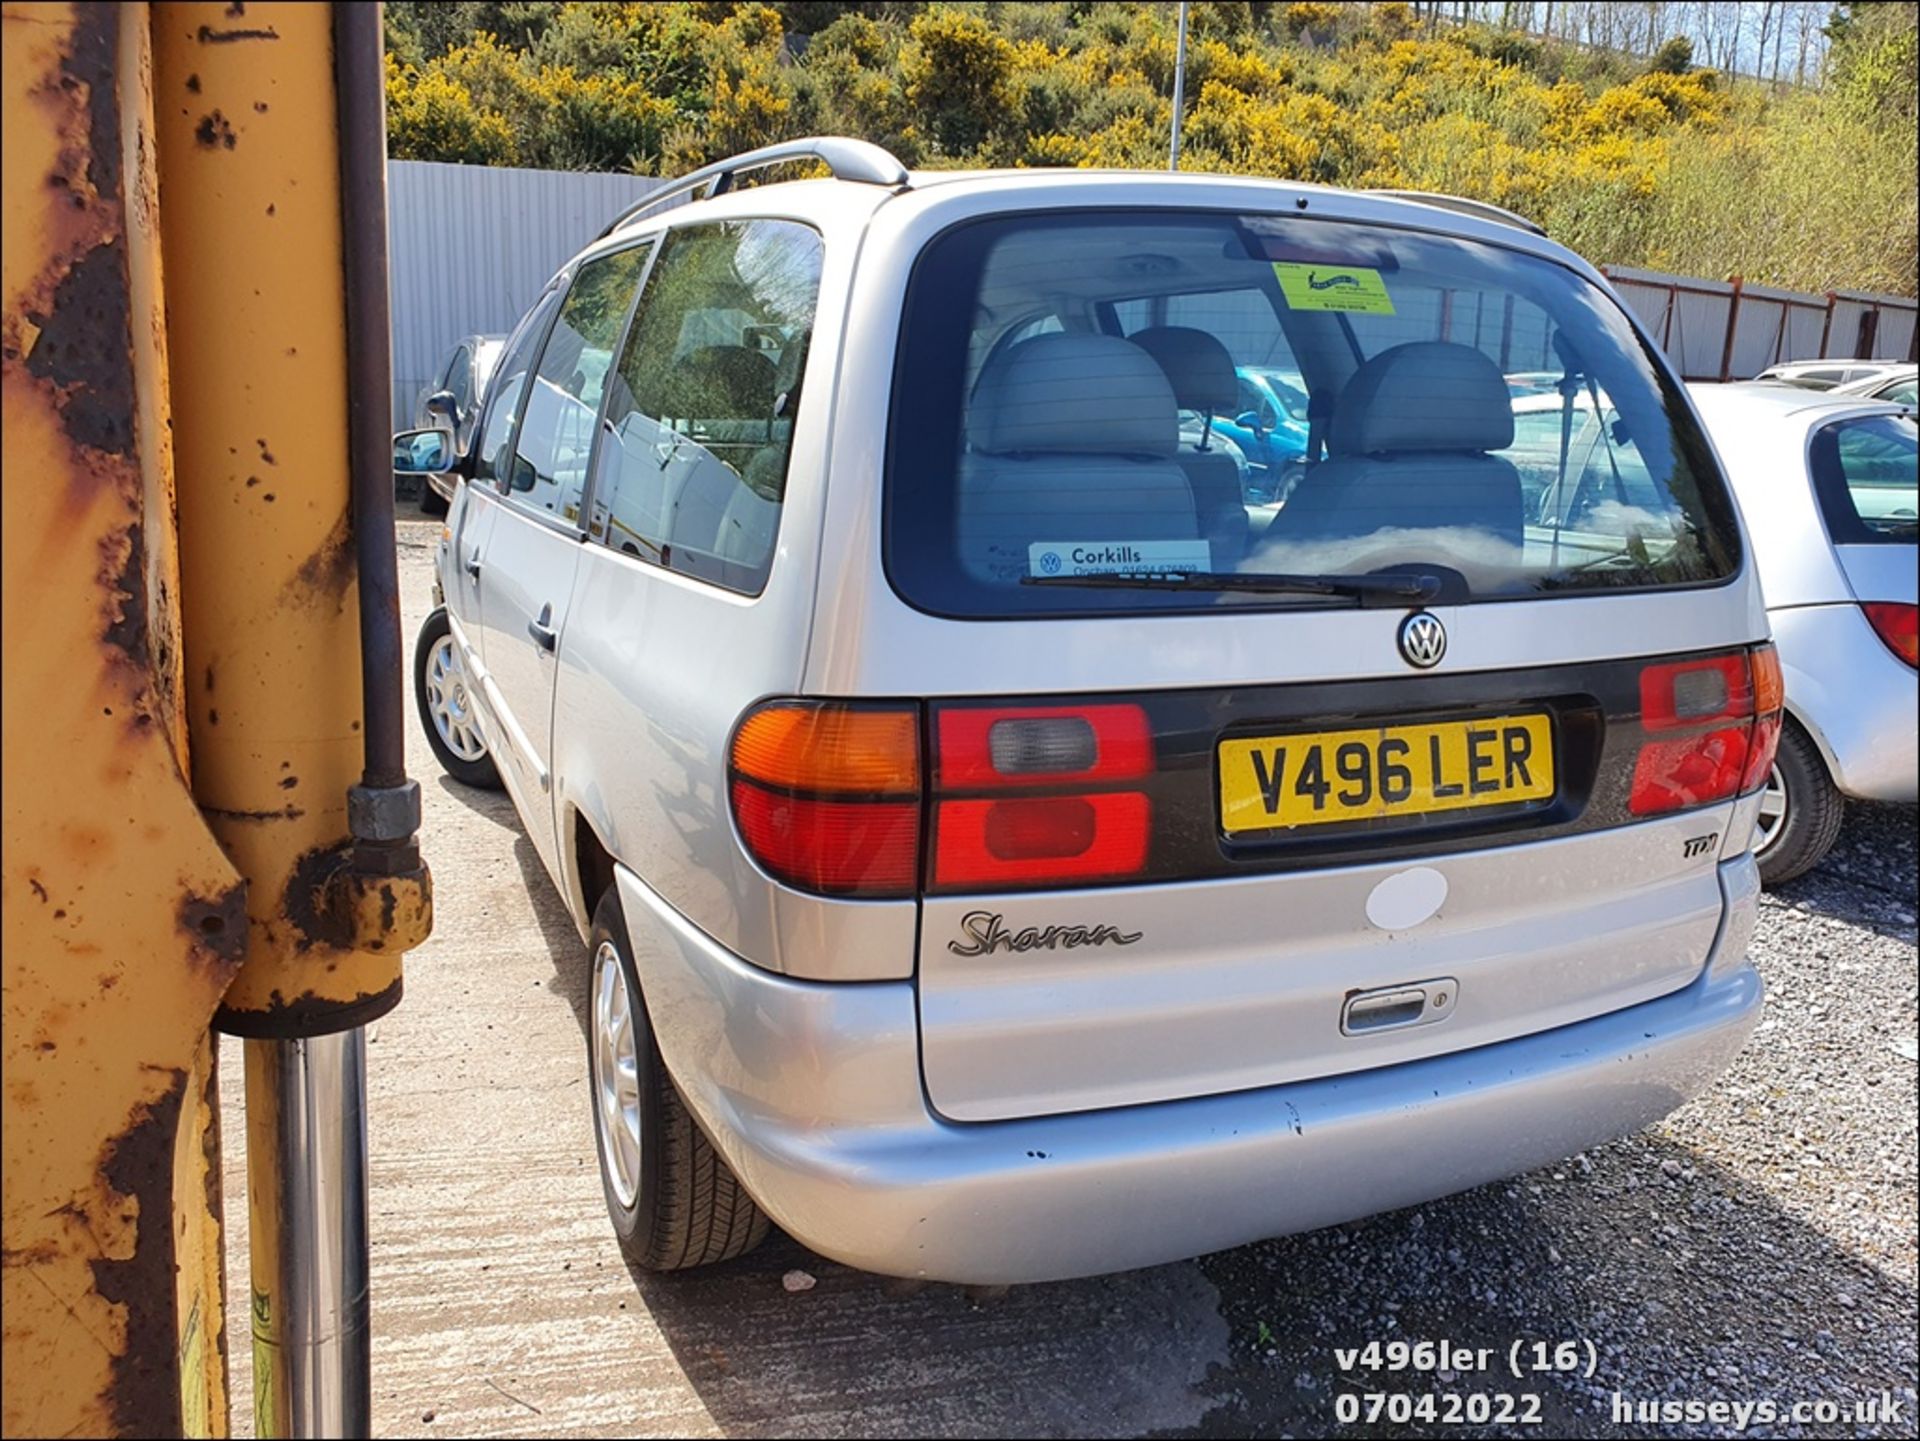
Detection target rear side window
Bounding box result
[590,219,823,595]
[1810,414,1919,544]
[504,244,651,525]
[472,285,565,493]
[886,210,1740,617]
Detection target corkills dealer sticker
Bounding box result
[1273,262,1396,315]
[1030,541,1211,577]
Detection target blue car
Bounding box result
[1210,366,1311,502]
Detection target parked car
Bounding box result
[397,138,1774,1285]
[1690,383,1917,883]
[411,333,506,514]
[1211,365,1311,500]
[1753,358,1912,394]
[1832,363,1918,409]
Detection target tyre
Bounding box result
[1754,717,1844,887]
[413,607,501,789]
[418,483,450,517]
[586,887,771,1271]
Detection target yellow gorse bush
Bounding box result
[382,0,1916,295]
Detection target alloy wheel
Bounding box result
[591,941,643,1208]
[423,633,487,761]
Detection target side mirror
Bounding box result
[393,427,454,475]
[1235,410,1263,431]
[423,389,458,422]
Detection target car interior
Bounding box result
[931,214,1709,596]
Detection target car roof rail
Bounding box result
[1370,188,1547,237]
[597,137,910,240]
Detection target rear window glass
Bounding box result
[1809,413,1919,544]
[885,210,1741,618]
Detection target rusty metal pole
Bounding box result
[150,4,427,1437]
[3,6,246,1433]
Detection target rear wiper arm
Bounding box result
[1023,570,1440,607]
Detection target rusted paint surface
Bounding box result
[92,1069,189,1438]
[155,0,413,1039]
[4,5,243,1436]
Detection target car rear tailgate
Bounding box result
[918,806,1732,1121]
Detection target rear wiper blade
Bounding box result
[1022,570,1440,607]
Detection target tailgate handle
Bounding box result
[1341,978,1456,1037]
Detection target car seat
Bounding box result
[957,333,1200,584]
[1273,341,1522,555]
[1129,326,1250,564]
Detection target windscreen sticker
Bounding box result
[1029,541,1211,577]
[1273,262,1396,315]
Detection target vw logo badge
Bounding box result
[1398,611,1447,669]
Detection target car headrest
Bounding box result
[680,345,776,419]
[971,334,1177,458]
[1129,326,1239,412]
[1330,342,1515,456]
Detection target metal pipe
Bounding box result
[1169,1,1189,171]
[334,3,404,792]
[244,1031,371,1439]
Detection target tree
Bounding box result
[1647,33,1692,75]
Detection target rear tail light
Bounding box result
[936,705,1152,787]
[729,702,920,896]
[1740,644,1785,793]
[932,702,1155,890]
[1863,602,1919,668]
[1630,646,1782,816]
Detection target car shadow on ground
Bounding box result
[479,772,1915,1440]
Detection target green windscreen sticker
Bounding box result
[1273,263,1395,314]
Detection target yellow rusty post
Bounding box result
[6,2,429,1435]
[150,3,428,1435]
[4,4,243,1436]
[153,3,426,1029]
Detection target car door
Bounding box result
[471,242,653,874]
[559,217,825,944]
[444,290,563,710]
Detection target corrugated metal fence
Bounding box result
[385,159,1917,422]
[387,159,663,425]
[1601,265,1919,381]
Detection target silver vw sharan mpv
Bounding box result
[398,138,1778,1283]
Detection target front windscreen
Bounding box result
[885,209,1741,617]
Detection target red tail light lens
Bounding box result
[1631,727,1752,816]
[1631,648,1780,816]
[932,702,1155,891]
[729,701,920,897]
[1639,653,1750,730]
[933,793,1151,889]
[1739,644,1785,792]
[1863,602,1919,669]
[937,704,1153,787]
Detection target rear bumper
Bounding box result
[620,857,1763,1285]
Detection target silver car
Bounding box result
[1753,358,1913,394]
[1690,383,1917,883]
[397,138,1775,1283]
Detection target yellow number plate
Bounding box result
[1218,714,1555,834]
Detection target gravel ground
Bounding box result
[1189,802,1918,1439]
[221,521,1917,1438]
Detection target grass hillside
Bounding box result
[385,1,1918,296]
